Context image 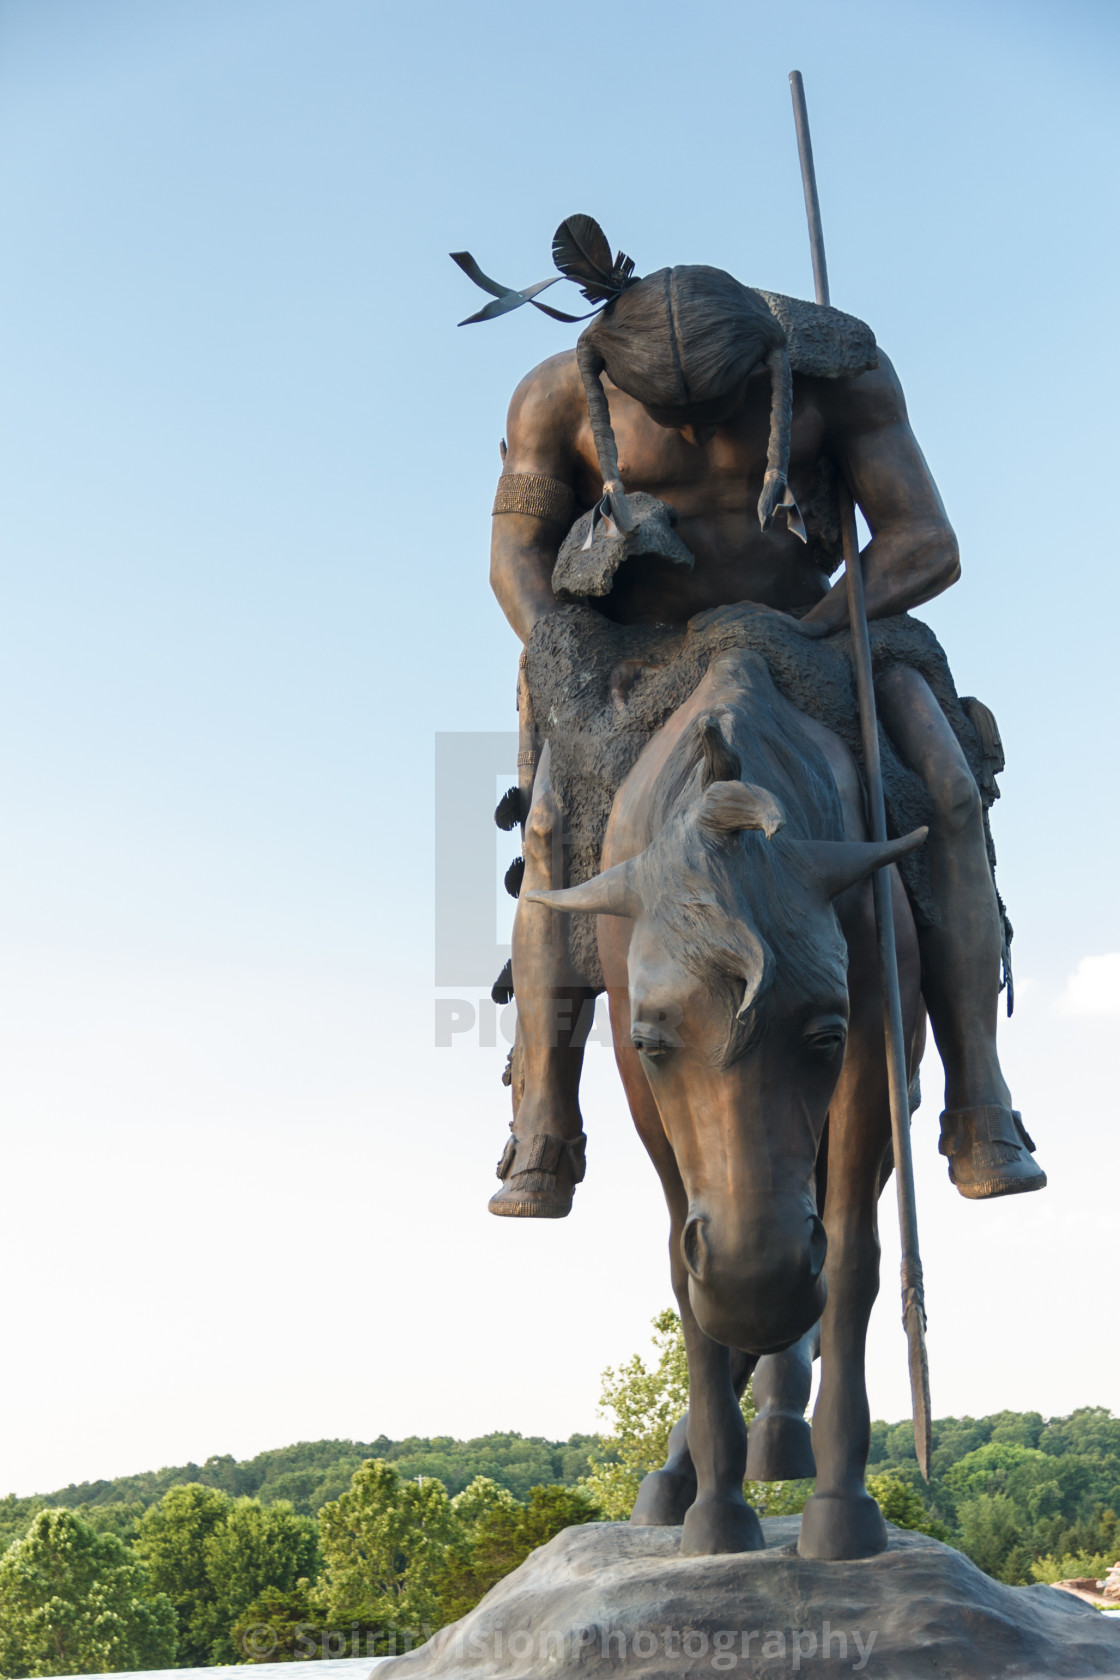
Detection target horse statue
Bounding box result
[528,644,927,1562]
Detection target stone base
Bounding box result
[377,1518,1120,1679]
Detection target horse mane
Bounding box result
[634,673,849,1065]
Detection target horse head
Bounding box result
[528,714,926,1357]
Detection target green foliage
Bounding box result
[449,1476,520,1530]
[133,1483,318,1664]
[0,1501,47,1558]
[317,1460,459,1650]
[865,1473,950,1541]
[1038,1407,1120,1460]
[76,1505,146,1546]
[866,1403,1120,1585]
[934,1439,1119,1583]
[38,1431,598,1518]
[382,1435,597,1501]
[1,1351,1116,1662]
[1029,1551,1117,1586]
[582,1309,811,1519]
[133,1484,232,1666]
[436,1485,600,1625]
[0,1509,176,1677]
[955,1493,1032,1583]
[581,1309,697,1519]
[229,1581,322,1663]
[203,1500,319,1664]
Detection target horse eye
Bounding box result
[804,1016,847,1056]
[807,1031,844,1056]
[634,1033,669,1059]
[632,1019,673,1059]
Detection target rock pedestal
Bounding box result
[378,1518,1120,1679]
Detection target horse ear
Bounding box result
[698,780,786,839]
[523,856,642,919]
[796,827,928,900]
[698,712,742,788]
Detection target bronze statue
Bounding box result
[453,160,1045,1557]
[469,226,1043,1221]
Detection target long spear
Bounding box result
[788,70,932,1479]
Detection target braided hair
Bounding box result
[576,265,800,538]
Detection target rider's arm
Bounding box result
[799,352,960,635]
[490,356,587,646]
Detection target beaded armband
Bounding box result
[492,473,577,527]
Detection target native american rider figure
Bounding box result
[455,216,1045,1220]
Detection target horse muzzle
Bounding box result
[681,1199,827,1354]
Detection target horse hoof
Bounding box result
[630,1468,697,1527]
[797,1491,887,1560]
[745,1411,816,1481]
[680,1494,765,1556]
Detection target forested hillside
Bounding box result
[19,1432,597,1519]
[0,1343,1115,1676]
[866,1405,1120,1584]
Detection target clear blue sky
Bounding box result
[0,0,1116,1494]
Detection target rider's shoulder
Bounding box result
[506,350,584,441]
[813,348,909,428]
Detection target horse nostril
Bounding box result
[808,1214,828,1279]
[682,1215,711,1284]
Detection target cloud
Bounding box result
[1054,953,1120,1016]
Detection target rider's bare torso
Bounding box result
[558,360,832,622]
[491,345,958,643]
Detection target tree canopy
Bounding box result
[0,1317,1114,1674]
[0,1510,176,1677]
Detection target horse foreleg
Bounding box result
[631,1346,757,1526]
[746,1327,819,1481]
[677,1291,762,1555]
[798,869,918,1561]
[630,1408,697,1526]
[797,1072,888,1556]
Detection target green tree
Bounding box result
[0,1498,46,1556]
[955,1493,1033,1583]
[580,1309,804,1519]
[0,1508,176,1677]
[229,1582,323,1663]
[449,1477,519,1531]
[865,1473,950,1540]
[134,1483,232,1665]
[74,1504,145,1545]
[435,1485,600,1625]
[581,1309,694,1518]
[1038,1407,1120,1461]
[942,1441,1053,1506]
[1029,1550,1117,1586]
[317,1460,459,1650]
[204,1500,319,1664]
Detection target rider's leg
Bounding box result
[489,742,594,1219]
[875,666,1044,1199]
